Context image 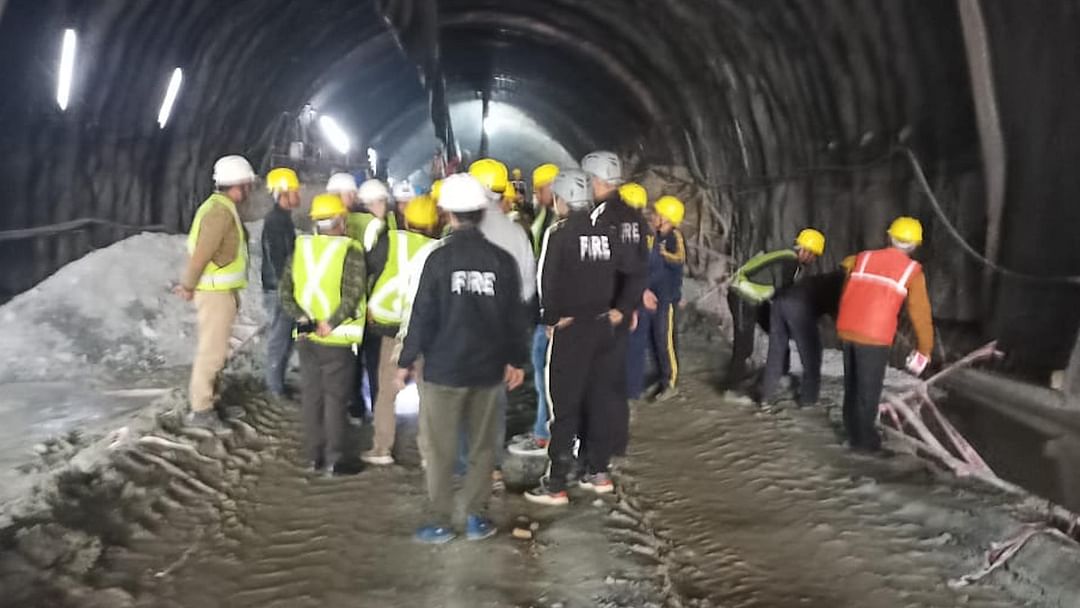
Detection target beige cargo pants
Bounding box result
[189,291,238,413]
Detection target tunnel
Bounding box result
[3,1,1080,606]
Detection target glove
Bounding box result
[906,351,929,377]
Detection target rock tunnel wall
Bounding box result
[0,0,1078,376]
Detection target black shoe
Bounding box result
[325,461,363,477]
[309,458,325,474]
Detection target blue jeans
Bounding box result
[531,325,551,440]
[263,291,294,395]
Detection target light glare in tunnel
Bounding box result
[319,115,351,155]
[157,68,183,129]
[56,29,77,111]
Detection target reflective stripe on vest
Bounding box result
[836,248,920,345]
[530,206,549,258]
[368,230,435,326]
[291,235,366,346]
[347,212,375,244]
[730,249,798,304]
[186,193,249,291]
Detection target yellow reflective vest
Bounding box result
[186,193,248,291]
[368,230,435,326]
[291,235,366,346]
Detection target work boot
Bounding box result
[508,435,549,456]
[579,472,615,494]
[325,462,363,478]
[186,410,231,434]
[524,479,569,506]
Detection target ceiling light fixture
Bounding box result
[56,29,77,111]
[157,68,183,128]
[319,115,351,155]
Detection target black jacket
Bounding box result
[261,205,295,293]
[398,226,529,387]
[538,210,624,324]
[594,192,649,317]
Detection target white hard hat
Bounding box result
[213,155,257,187]
[552,169,591,209]
[392,180,416,202]
[326,172,358,194]
[358,179,390,203]
[581,150,622,185]
[437,174,488,213]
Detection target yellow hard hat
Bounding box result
[430,179,443,201]
[533,163,559,189]
[619,183,647,209]
[266,167,299,194]
[795,228,826,256]
[404,194,438,229]
[654,195,685,225]
[512,167,523,180]
[503,181,518,203]
[469,158,508,193]
[309,193,347,220]
[888,216,923,245]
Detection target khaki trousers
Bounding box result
[371,335,401,456]
[189,291,238,413]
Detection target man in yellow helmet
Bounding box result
[360,193,440,466]
[279,193,368,476]
[262,168,301,398]
[174,155,257,432]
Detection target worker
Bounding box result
[525,169,629,505]
[261,167,301,398]
[757,229,828,408]
[355,179,396,250]
[507,163,559,457]
[279,193,367,475]
[619,182,651,400]
[329,172,374,250]
[392,180,415,210]
[585,151,648,459]
[837,217,933,452]
[636,196,687,402]
[174,155,257,432]
[361,194,439,466]
[396,174,528,543]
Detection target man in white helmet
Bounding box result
[174,155,257,432]
[356,179,397,250]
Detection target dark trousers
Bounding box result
[760,293,822,405]
[641,301,679,390]
[609,323,631,457]
[297,340,356,465]
[547,317,619,490]
[841,342,890,451]
[626,309,649,400]
[726,292,787,386]
[351,331,383,417]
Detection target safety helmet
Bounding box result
[326,172,358,194]
[358,179,390,203]
[512,168,523,180]
[619,183,647,209]
[392,180,416,202]
[552,169,592,209]
[581,151,623,185]
[795,228,826,256]
[438,174,488,212]
[405,194,438,228]
[533,163,559,189]
[503,182,518,204]
[469,158,509,193]
[309,193,347,220]
[213,155,257,187]
[888,216,923,245]
[430,179,443,201]
[654,195,685,226]
[266,168,300,195]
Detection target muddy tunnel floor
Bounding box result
[1,333,1065,608]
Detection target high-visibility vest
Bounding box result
[291,235,367,347]
[836,247,921,345]
[350,212,398,251]
[186,193,249,291]
[530,206,550,258]
[347,212,376,245]
[730,249,797,304]
[368,230,435,326]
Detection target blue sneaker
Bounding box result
[465,515,497,541]
[414,524,456,544]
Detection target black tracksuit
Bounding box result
[539,209,632,489]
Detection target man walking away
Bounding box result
[279,194,367,476]
[262,168,301,398]
[641,196,687,402]
[837,217,933,453]
[361,194,439,466]
[525,169,628,506]
[397,174,527,544]
[174,155,257,433]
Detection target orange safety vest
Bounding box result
[836,247,921,345]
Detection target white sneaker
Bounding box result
[361,451,394,466]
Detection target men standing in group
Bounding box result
[262,168,301,399]
[525,169,628,505]
[585,151,649,458]
[361,194,439,466]
[837,217,933,453]
[279,194,367,476]
[397,174,527,544]
[174,155,257,432]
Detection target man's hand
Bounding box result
[607,309,624,327]
[172,284,194,301]
[643,289,659,312]
[316,321,333,338]
[394,367,411,392]
[504,365,525,391]
[679,298,688,310]
[629,310,639,332]
[555,317,574,330]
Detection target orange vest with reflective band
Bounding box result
[836,248,921,345]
